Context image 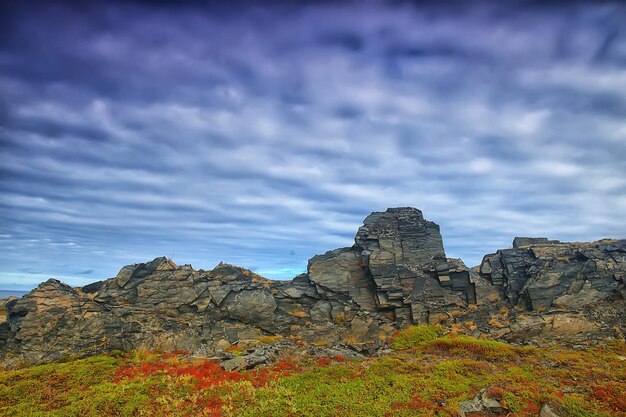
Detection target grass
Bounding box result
[390,324,444,350]
[0,326,624,416]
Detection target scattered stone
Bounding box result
[220,356,246,372]
[540,403,560,417]
[458,387,505,416]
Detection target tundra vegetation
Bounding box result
[0,325,624,417]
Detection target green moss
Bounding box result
[426,335,526,361]
[391,324,444,350]
[230,362,417,417]
[558,394,613,417]
[0,338,624,417]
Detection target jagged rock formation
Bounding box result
[481,238,625,310]
[308,207,476,326]
[478,238,626,343]
[0,208,624,366]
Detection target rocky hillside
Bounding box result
[1,207,624,366]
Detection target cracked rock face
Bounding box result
[480,239,626,311]
[1,208,624,366]
[308,208,476,325]
[478,238,625,344]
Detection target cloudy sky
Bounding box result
[1,0,625,290]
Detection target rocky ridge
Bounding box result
[1,207,624,367]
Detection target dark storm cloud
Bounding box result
[1,0,626,290]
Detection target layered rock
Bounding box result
[480,238,625,310]
[1,258,378,365]
[308,208,477,326]
[1,208,624,366]
[478,238,625,343]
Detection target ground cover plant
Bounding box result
[0,326,624,417]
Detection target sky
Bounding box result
[1,0,625,291]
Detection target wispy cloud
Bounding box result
[1,0,625,289]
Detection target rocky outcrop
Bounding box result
[356,208,473,318]
[0,208,624,366]
[480,238,625,311]
[478,238,625,343]
[307,208,476,326]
